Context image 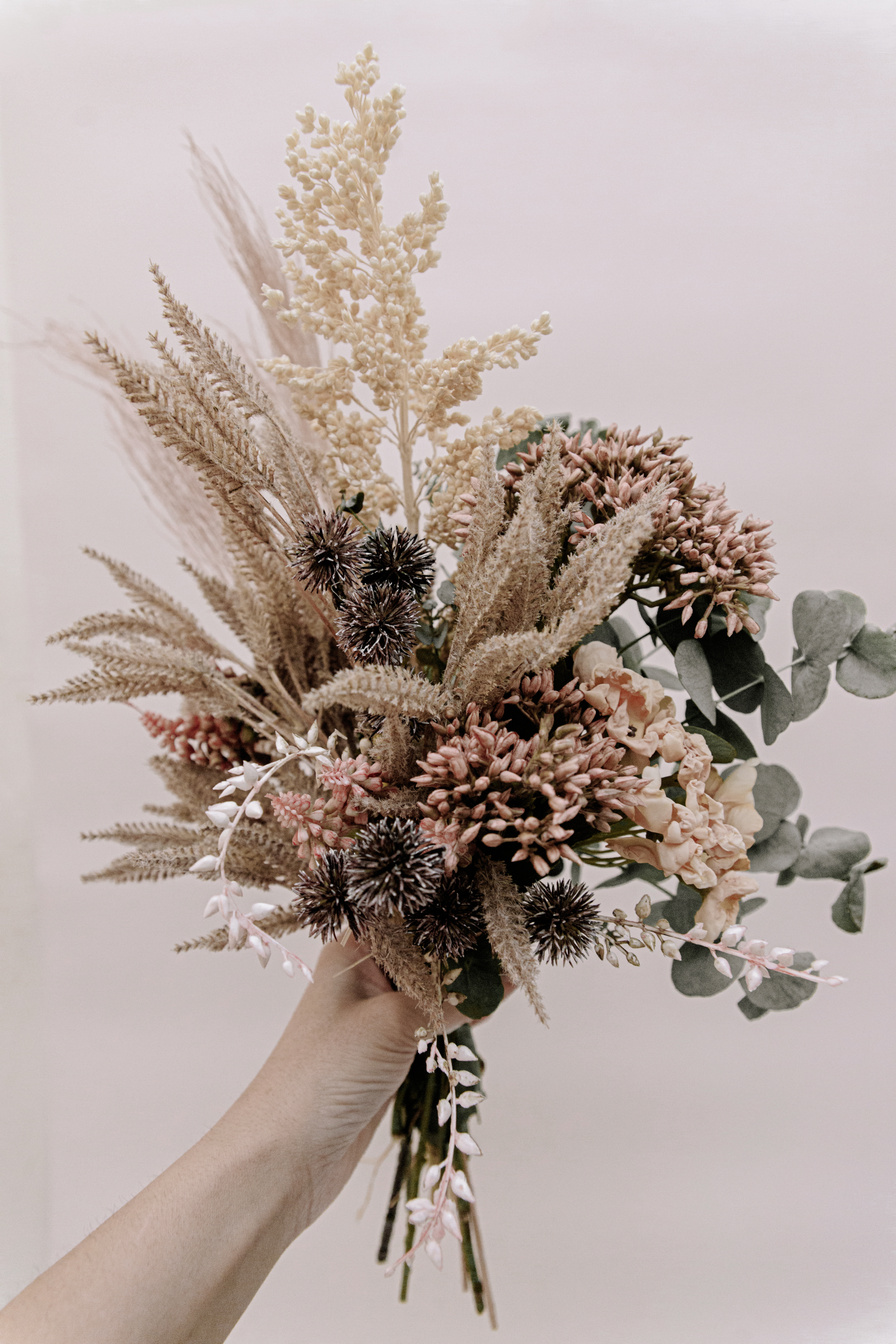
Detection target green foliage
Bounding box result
[448,936,505,1019]
[752,764,801,842]
[684,700,757,760]
[792,826,871,881]
[760,666,793,745]
[791,656,831,721]
[671,942,743,997]
[737,996,769,1021]
[594,862,669,890]
[674,639,715,723]
[748,820,803,872]
[836,625,896,698]
[792,591,855,664]
[831,871,865,933]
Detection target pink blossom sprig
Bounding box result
[387,1033,483,1278]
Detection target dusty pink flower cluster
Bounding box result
[268,754,382,862]
[504,425,777,638]
[140,710,258,771]
[412,672,641,878]
[574,642,763,937]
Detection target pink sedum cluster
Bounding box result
[573,642,763,938]
[268,755,382,862]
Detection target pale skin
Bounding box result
[0,939,475,1344]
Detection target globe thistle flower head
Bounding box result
[335,583,418,665]
[406,873,485,961]
[292,849,366,942]
[346,817,445,916]
[289,511,363,599]
[525,879,602,965]
[359,526,436,597]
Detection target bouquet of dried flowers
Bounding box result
[37,47,894,1324]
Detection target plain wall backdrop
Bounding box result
[1,2,895,1341]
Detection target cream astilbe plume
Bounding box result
[260,45,549,534]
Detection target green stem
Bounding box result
[399,1064,438,1302]
[377,1132,412,1264]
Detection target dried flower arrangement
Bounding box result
[36,46,894,1324]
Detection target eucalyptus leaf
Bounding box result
[704,629,766,714]
[738,896,767,917]
[792,590,853,665]
[610,615,642,669]
[752,764,802,844]
[827,590,867,641]
[738,996,769,1021]
[792,826,871,881]
[836,625,896,699]
[653,889,701,934]
[596,862,669,889]
[791,657,831,721]
[671,942,743,997]
[739,951,817,1011]
[675,640,716,724]
[748,819,803,872]
[684,701,758,760]
[437,579,456,606]
[581,620,620,649]
[744,593,772,641]
[760,665,793,745]
[831,872,865,933]
[685,725,736,763]
[640,664,683,691]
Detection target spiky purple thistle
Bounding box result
[289,511,363,600]
[292,850,366,941]
[359,527,436,598]
[345,817,444,917]
[335,583,418,665]
[406,873,485,960]
[524,879,602,965]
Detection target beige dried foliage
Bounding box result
[260,46,549,534]
[175,904,301,954]
[478,862,548,1025]
[303,664,458,722]
[364,915,444,1030]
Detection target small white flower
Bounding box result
[281,956,296,977]
[713,955,733,979]
[456,1091,483,1109]
[448,1043,477,1062]
[437,1099,452,1126]
[741,939,768,956]
[248,934,271,967]
[203,895,227,919]
[250,902,276,917]
[189,855,219,873]
[239,763,260,790]
[453,1131,482,1158]
[453,1069,479,1088]
[275,734,290,755]
[206,803,238,828]
[686,923,708,941]
[441,1202,462,1240]
[744,963,764,993]
[422,1164,442,1192]
[449,1169,475,1202]
[245,801,263,820]
[416,1038,430,1054]
[424,1237,443,1269]
[770,947,794,966]
[810,959,829,972]
[720,925,747,947]
[212,782,237,797]
[827,975,847,986]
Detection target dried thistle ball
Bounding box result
[345,817,444,917]
[292,850,366,941]
[335,583,418,665]
[289,511,363,600]
[406,873,485,961]
[359,527,436,598]
[524,880,601,965]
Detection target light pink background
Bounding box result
[1,3,895,1341]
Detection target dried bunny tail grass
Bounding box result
[478,862,548,1025]
[186,133,320,371]
[302,665,459,722]
[369,708,418,785]
[452,492,659,707]
[363,914,445,1031]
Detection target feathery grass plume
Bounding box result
[478,861,548,1025]
[367,708,418,785]
[363,914,445,1030]
[359,527,436,597]
[524,880,602,965]
[289,510,364,598]
[292,850,366,941]
[453,491,660,707]
[260,45,549,533]
[346,817,445,916]
[335,584,419,665]
[302,663,458,722]
[405,873,485,960]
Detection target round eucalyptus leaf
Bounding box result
[836,625,896,699]
[739,951,818,1011]
[831,872,865,933]
[793,826,871,881]
[671,942,743,997]
[640,664,683,691]
[760,665,793,745]
[792,591,853,665]
[791,658,830,721]
[748,819,803,872]
[704,629,766,714]
[752,764,802,844]
[675,639,716,724]
[826,590,867,641]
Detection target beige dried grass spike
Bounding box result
[364,916,445,1031]
[303,665,459,722]
[453,491,660,706]
[478,862,548,1025]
